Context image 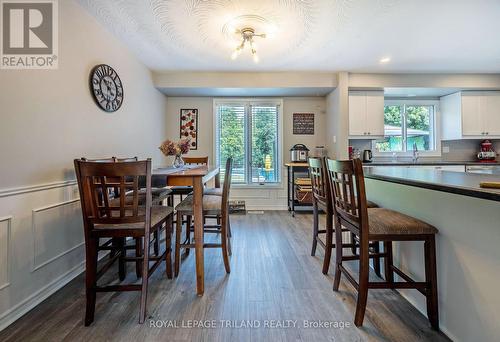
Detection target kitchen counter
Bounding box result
[364,166,500,202]
[363,160,499,166]
[363,167,500,341]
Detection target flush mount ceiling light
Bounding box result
[380,57,391,63]
[230,27,266,63]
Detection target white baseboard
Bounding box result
[0,261,85,331]
[0,252,109,332]
[243,205,288,211]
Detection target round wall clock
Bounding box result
[89,64,124,112]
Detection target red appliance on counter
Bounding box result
[477,140,496,162]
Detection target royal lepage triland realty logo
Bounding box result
[1,0,58,69]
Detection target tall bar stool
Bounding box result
[74,159,174,325]
[166,156,212,253]
[81,156,171,205]
[174,158,233,276]
[167,156,210,205]
[309,157,381,275]
[81,157,171,276]
[326,158,439,329]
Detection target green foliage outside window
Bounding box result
[376,104,433,152]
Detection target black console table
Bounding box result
[286,162,313,217]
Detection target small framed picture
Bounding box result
[293,113,314,135]
[180,109,198,150]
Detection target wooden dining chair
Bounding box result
[309,157,381,275]
[326,158,439,329]
[166,156,210,202]
[174,158,233,276]
[81,156,171,275]
[74,159,174,325]
[167,156,220,249]
[182,156,210,165]
[81,156,172,205]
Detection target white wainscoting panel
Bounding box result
[0,216,12,291]
[32,199,84,272]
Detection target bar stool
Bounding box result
[309,157,381,275]
[74,159,174,325]
[167,156,210,205]
[81,157,171,204]
[326,158,439,329]
[80,157,170,273]
[173,158,233,276]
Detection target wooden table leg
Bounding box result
[193,177,204,296]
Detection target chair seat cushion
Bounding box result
[139,188,171,203]
[204,187,222,196]
[368,208,437,236]
[110,188,172,206]
[175,194,222,215]
[94,205,174,230]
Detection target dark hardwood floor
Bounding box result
[0,211,449,342]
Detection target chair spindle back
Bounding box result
[308,157,331,208]
[74,159,152,231]
[326,158,369,236]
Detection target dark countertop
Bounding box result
[364,166,500,202]
[364,161,500,166]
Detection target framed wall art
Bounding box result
[180,109,198,150]
[293,113,314,135]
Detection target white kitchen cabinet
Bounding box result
[460,95,483,136]
[441,91,500,139]
[482,93,500,136]
[348,91,384,138]
[348,92,367,136]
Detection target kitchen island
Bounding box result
[363,167,500,342]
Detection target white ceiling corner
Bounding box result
[77,0,500,73]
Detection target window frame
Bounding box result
[213,98,283,188]
[372,99,441,157]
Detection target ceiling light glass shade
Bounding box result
[229,27,265,63]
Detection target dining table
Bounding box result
[152,165,220,296]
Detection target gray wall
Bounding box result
[0,0,168,330]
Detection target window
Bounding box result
[214,99,282,186]
[373,100,440,155]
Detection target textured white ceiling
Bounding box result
[77,0,500,72]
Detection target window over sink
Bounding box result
[373,100,440,156]
[214,99,283,186]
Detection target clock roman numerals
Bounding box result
[90,64,123,112]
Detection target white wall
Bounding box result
[164,96,327,210]
[326,72,349,159]
[0,0,168,330]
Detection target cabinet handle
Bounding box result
[368,132,371,135]
[486,132,489,135]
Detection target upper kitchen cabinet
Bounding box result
[441,91,500,140]
[348,91,385,138]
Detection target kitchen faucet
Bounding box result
[412,142,419,163]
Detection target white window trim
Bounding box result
[213,98,284,188]
[372,99,441,157]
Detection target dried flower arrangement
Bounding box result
[159,138,191,157]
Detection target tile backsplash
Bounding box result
[348,139,500,162]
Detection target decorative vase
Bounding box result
[172,154,184,168]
